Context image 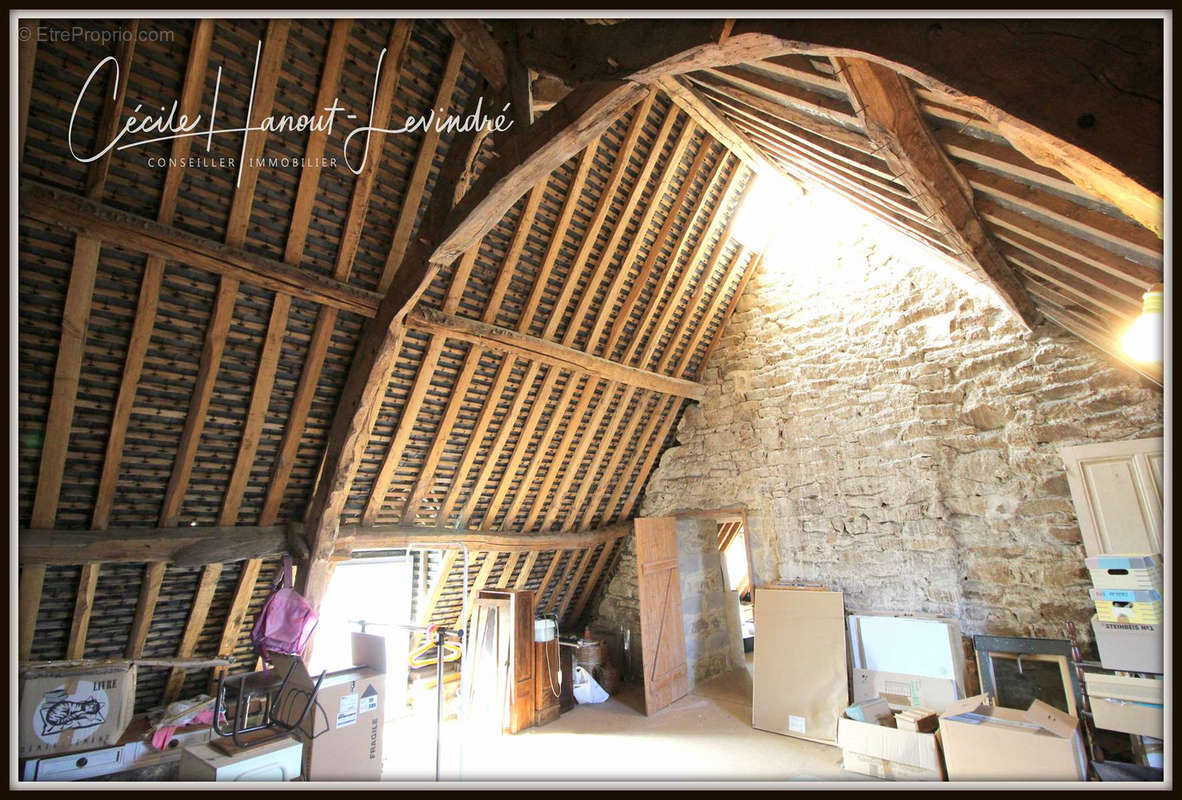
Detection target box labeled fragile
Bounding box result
[1089,588,1162,624]
[271,633,387,781]
[19,663,137,758]
[1085,554,1162,592]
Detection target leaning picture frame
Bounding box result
[973,635,1085,718]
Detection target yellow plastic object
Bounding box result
[1090,588,1163,625]
[408,625,462,668]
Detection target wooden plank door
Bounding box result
[1061,437,1163,556]
[635,516,688,715]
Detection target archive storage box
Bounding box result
[1091,615,1162,673]
[1089,588,1162,625]
[1085,554,1162,592]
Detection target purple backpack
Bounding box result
[251,555,318,665]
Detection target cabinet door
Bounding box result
[1061,438,1163,556]
[635,517,688,715]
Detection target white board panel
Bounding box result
[848,614,963,689]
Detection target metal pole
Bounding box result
[435,627,446,782]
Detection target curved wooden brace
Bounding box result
[509,18,1163,235]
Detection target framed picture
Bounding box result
[973,635,1084,717]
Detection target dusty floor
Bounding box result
[381,653,872,784]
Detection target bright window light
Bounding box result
[732,172,803,252]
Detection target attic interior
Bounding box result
[14,14,1167,786]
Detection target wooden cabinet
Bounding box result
[533,639,561,727]
[469,589,536,734]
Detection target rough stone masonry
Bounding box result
[593,215,1162,674]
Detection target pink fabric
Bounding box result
[251,556,318,662]
[151,709,215,751]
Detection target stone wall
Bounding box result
[592,518,744,688]
[617,215,1161,661]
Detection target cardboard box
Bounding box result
[852,669,960,713]
[1083,673,1163,738]
[837,717,945,781]
[1092,615,1162,673]
[895,708,939,733]
[272,633,387,781]
[939,696,1085,782]
[178,736,303,781]
[1085,554,1162,592]
[1089,588,1162,624]
[846,697,896,726]
[19,663,136,758]
[753,587,848,744]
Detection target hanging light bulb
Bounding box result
[1121,283,1164,364]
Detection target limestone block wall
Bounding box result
[600,219,1161,659]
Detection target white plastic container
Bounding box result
[533,618,557,642]
[178,736,303,782]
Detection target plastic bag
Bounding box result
[572,665,609,704]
